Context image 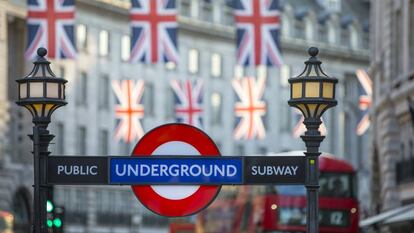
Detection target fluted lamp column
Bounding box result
[16,48,67,233]
[288,47,338,233]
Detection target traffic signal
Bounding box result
[47,187,55,232]
[53,206,65,233]
[45,186,65,233]
[46,202,54,228]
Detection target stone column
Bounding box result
[0,3,9,167]
[377,102,400,211]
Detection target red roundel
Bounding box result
[131,123,221,217]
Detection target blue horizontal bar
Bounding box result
[109,157,243,185]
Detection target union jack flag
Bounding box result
[170,79,203,128]
[356,69,372,136]
[112,80,145,143]
[234,0,283,67]
[130,0,178,64]
[292,109,327,138]
[233,76,267,140]
[25,0,76,59]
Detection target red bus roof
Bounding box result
[319,153,355,173]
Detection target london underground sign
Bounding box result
[46,123,306,217]
[130,123,222,217]
[48,156,305,185]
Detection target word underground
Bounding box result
[251,165,299,176]
[114,163,238,177]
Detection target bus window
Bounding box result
[319,173,354,198]
[240,201,252,231]
[275,185,306,196]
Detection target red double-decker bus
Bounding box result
[197,152,359,233]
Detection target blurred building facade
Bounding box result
[0,0,370,232]
[360,0,414,232]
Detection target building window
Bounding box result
[98,74,110,109]
[401,143,406,159]
[165,61,176,70]
[144,82,154,116]
[211,53,222,77]
[224,7,234,25]
[318,24,328,43]
[235,144,244,156]
[257,65,267,80]
[293,19,305,39]
[280,65,290,87]
[59,66,65,78]
[326,0,341,12]
[362,32,369,49]
[56,123,64,154]
[123,142,131,155]
[201,0,213,22]
[234,66,244,78]
[99,129,109,155]
[77,24,87,51]
[180,0,191,17]
[281,15,290,37]
[328,24,336,43]
[77,126,87,155]
[188,49,199,74]
[121,35,130,62]
[392,10,403,74]
[350,27,359,49]
[281,105,291,132]
[344,113,351,156]
[77,72,88,106]
[210,92,222,125]
[340,27,351,48]
[99,30,110,57]
[64,189,87,224]
[305,20,314,40]
[262,99,268,129]
[96,190,132,225]
[165,86,175,119]
[258,146,267,155]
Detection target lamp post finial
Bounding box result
[308,47,319,57]
[37,47,47,58]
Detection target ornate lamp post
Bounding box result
[288,47,338,233]
[16,48,67,233]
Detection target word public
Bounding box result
[57,165,98,176]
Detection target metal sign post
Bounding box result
[288,47,338,233]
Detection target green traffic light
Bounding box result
[53,218,62,228]
[46,200,54,212]
[47,219,53,228]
